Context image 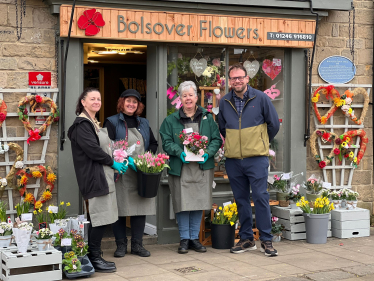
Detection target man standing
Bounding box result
[218,63,280,257]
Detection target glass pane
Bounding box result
[228,48,285,172]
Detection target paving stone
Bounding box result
[270,277,308,281]
[305,270,356,281]
[342,264,374,277]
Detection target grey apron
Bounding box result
[88,128,118,227]
[116,128,156,216]
[168,122,213,213]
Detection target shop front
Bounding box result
[56,1,352,243]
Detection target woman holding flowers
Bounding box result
[68,88,128,273]
[160,81,222,254]
[104,89,158,258]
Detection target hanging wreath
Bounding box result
[0,143,24,198]
[310,129,340,169]
[312,85,340,125]
[340,88,369,125]
[0,99,7,127]
[17,95,60,144]
[16,165,56,206]
[337,129,368,168]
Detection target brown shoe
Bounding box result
[260,240,278,257]
[230,239,257,253]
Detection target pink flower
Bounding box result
[310,180,315,184]
[157,163,161,166]
[271,216,278,222]
[161,160,165,164]
[212,58,221,67]
[183,140,190,145]
[113,149,127,163]
[158,153,162,158]
[199,149,205,156]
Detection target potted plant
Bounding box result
[346,190,359,209]
[63,251,82,274]
[286,185,302,209]
[303,177,323,207]
[33,202,47,229]
[339,189,350,209]
[0,222,13,248]
[49,202,71,233]
[211,203,239,249]
[12,221,33,253]
[271,216,285,242]
[72,231,89,262]
[134,152,170,198]
[297,196,335,244]
[35,228,54,251]
[179,131,209,162]
[15,192,35,221]
[329,190,342,208]
[272,175,289,207]
[53,228,72,254]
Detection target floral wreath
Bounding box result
[336,129,368,169]
[16,165,56,206]
[312,85,340,125]
[310,129,340,169]
[0,143,24,198]
[17,95,59,144]
[0,99,7,127]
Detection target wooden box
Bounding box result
[331,207,370,239]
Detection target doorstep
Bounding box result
[101,235,158,249]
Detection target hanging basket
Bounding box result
[137,170,162,198]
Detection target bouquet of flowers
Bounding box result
[0,222,12,236]
[271,216,285,236]
[134,152,170,174]
[35,228,54,240]
[212,203,238,226]
[303,176,323,194]
[297,196,335,214]
[179,131,209,161]
[110,139,129,164]
[12,221,34,253]
[63,251,82,273]
[271,175,288,193]
[286,184,302,202]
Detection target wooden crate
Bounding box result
[1,248,62,281]
[331,207,370,239]
[271,206,331,241]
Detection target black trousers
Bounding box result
[112,216,146,241]
[88,224,106,252]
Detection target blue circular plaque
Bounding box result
[318,56,356,84]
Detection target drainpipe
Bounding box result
[372,26,374,182]
[60,0,77,151]
[304,0,319,147]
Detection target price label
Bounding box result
[223,201,232,207]
[282,173,291,180]
[77,215,85,222]
[21,213,32,221]
[183,128,193,134]
[212,181,216,189]
[322,182,331,189]
[48,206,58,213]
[61,238,72,246]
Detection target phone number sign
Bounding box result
[267,32,314,41]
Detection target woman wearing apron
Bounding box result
[68,88,128,272]
[104,89,158,258]
[159,81,222,254]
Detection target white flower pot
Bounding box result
[290,201,299,209]
[272,235,281,242]
[347,200,358,209]
[332,200,341,209]
[0,235,12,248]
[36,238,52,251]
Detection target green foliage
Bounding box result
[63,252,82,273]
[0,201,7,222]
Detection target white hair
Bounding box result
[178,81,197,97]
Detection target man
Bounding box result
[218,63,280,257]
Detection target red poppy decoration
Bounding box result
[77,9,105,36]
[318,161,326,169]
[333,148,340,155]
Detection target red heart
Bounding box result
[262,59,282,80]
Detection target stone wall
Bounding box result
[307,0,374,213]
[0,0,59,211]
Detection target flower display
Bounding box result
[297,196,334,214]
[303,177,323,195]
[179,131,208,156]
[63,251,82,273]
[270,175,288,193]
[35,228,53,239]
[134,152,170,174]
[212,203,238,225]
[0,222,12,236]
[15,222,34,231]
[286,184,302,202]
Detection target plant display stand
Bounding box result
[331,207,370,238]
[1,248,62,281]
[271,206,332,240]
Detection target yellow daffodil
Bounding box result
[230,221,235,226]
[60,201,64,206]
[354,157,357,163]
[66,202,71,207]
[219,206,222,210]
[33,210,37,215]
[49,210,53,214]
[38,208,42,213]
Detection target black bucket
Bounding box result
[211,223,235,249]
[137,170,162,198]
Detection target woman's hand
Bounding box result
[180,152,190,164]
[198,153,208,164]
[111,161,128,174]
[128,157,137,172]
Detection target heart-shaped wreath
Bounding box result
[17,95,60,144]
[0,142,24,197]
[0,99,7,127]
[312,85,340,125]
[335,129,368,168]
[310,129,340,169]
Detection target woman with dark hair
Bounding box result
[68,88,128,272]
[104,89,158,258]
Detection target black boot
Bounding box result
[189,239,207,252]
[88,250,117,273]
[101,251,116,266]
[131,238,151,257]
[114,238,128,257]
[178,239,189,254]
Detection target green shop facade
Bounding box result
[52,0,353,243]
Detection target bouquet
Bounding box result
[271,216,285,236]
[286,184,302,202]
[297,196,335,214]
[110,139,129,164]
[134,152,170,174]
[271,175,288,193]
[179,131,208,156]
[212,203,238,226]
[303,176,323,194]
[35,228,54,239]
[12,221,34,253]
[0,222,12,236]
[63,251,82,273]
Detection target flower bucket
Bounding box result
[303,213,329,244]
[276,192,289,207]
[36,238,52,251]
[272,234,281,242]
[137,170,162,198]
[211,223,235,249]
[306,193,322,208]
[0,235,12,248]
[184,146,204,162]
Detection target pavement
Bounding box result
[85,228,374,281]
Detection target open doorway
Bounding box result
[83,43,147,124]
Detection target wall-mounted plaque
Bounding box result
[318,56,356,84]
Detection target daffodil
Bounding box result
[66,202,71,207]
[33,210,37,215]
[60,201,64,206]
[354,157,357,163]
[219,206,222,211]
[230,221,234,226]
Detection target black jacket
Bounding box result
[67,117,114,200]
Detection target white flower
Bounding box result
[0,229,4,234]
[345,97,352,105]
[0,178,7,187]
[15,161,24,169]
[73,265,77,270]
[3,145,9,152]
[341,105,350,112]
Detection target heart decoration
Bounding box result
[243,60,260,79]
[190,58,207,77]
[340,88,369,125]
[212,107,219,115]
[264,84,280,100]
[312,85,340,125]
[0,142,24,198]
[0,99,7,127]
[337,129,368,168]
[262,59,282,80]
[310,129,340,169]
